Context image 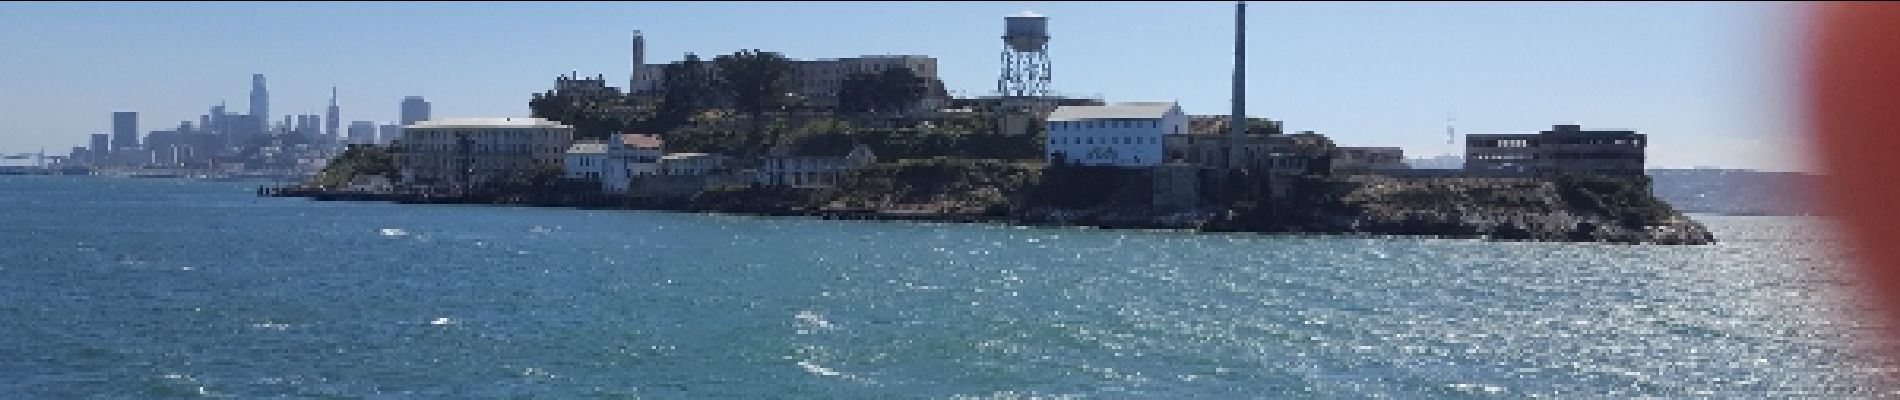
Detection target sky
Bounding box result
[0,1,1810,171]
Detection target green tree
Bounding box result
[714,49,793,156]
[309,144,396,188]
[838,72,880,116]
[837,67,937,120]
[872,67,928,116]
[528,75,644,141]
[650,53,713,134]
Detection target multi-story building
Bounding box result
[1043,102,1188,167]
[112,111,138,152]
[378,124,402,145]
[400,96,431,126]
[562,133,663,193]
[250,74,269,133]
[347,121,377,145]
[628,34,941,111]
[659,153,729,176]
[1332,147,1409,173]
[89,134,109,161]
[563,140,610,182]
[326,88,341,141]
[755,144,876,188]
[1162,131,1337,175]
[555,73,624,100]
[393,117,573,191]
[1465,124,1646,176]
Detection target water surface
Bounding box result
[0,176,1890,398]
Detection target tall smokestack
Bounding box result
[1229,1,1246,170]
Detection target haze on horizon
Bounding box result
[0,1,1810,172]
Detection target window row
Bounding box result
[1050,136,1158,146]
[1050,120,1160,130]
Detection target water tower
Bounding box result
[997,11,1052,98]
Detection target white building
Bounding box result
[564,140,611,182]
[614,134,664,177]
[394,117,573,190]
[659,153,730,176]
[755,144,876,188]
[1043,102,1187,167]
[562,133,663,193]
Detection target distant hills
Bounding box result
[1647,168,1824,216]
[1404,157,1823,216]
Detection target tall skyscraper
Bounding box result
[325,87,340,140]
[209,102,226,134]
[112,111,138,151]
[400,96,431,126]
[250,74,269,132]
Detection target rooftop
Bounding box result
[1047,102,1179,121]
[566,140,608,154]
[618,133,663,149]
[408,117,571,129]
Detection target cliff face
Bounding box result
[741,164,1716,245]
[297,161,1713,245]
[1281,175,1715,245]
[809,159,1038,216]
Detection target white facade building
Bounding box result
[564,140,610,182]
[1043,102,1187,167]
[562,133,663,193]
[755,144,877,188]
[394,117,573,190]
[659,153,730,176]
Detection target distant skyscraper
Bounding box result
[347,121,377,145]
[250,74,269,132]
[326,87,340,141]
[378,124,402,145]
[208,102,227,135]
[90,133,109,156]
[400,96,431,126]
[297,114,322,136]
[112,111,138,151]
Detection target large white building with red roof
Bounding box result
[564,132,664,193]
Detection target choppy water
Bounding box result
[0,175,1893,398]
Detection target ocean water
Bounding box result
[0,175,1892,398]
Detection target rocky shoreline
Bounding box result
[259,174,1718,246]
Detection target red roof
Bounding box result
[619,133,663,149]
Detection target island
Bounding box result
[265,48,1714,245]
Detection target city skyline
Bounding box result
[0,1,1807,171]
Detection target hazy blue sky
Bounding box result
[0,1,1809,171]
